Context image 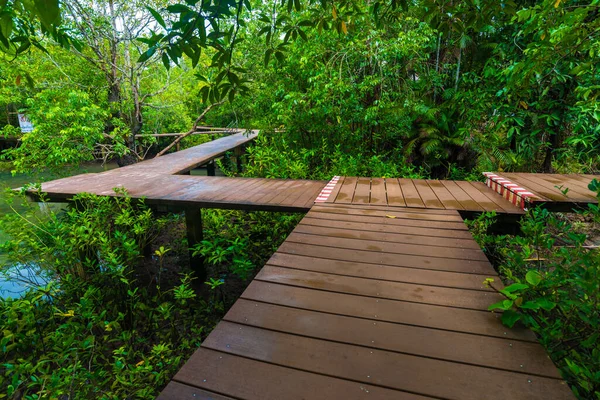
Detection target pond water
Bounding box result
[0,163,117,298]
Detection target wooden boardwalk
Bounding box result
[318,176,525,214]
[484,172,599,210]
[159,203,573,400]
[30,130,326,212]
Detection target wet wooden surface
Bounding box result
[159,204,573,400]
[28,131,327,212]
[323,176,525,214]
[499,173,599,205]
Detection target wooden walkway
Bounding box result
[159,203,573,400]
[30,130,326,212]
[318,176,525,214]
[484,172,599,210]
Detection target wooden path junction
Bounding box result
[28,133,599,399]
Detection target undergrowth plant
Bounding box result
[467,181,600,399]
[0,191,217,399]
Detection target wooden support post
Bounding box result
[185,207,205,279]
[207,160,216,176]
[234,145,244,173]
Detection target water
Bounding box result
[0,162,118,298]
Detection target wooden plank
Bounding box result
[256,266,501,310]
[286,232,489,261]
[203,322,573,400]
[277,242,494,274]
[306,211,469,230]
[454,180,508,212]
[369,178,387,205]
[173,348,421,400]
[157,382,235,400]
[292,224,481,249]
[398,178,426,207]
[440,180,484,212]
[226,300,560,378]
[324,176,344,203]
[502,172,566,202]
[412,179,445,208]
[383,178,406,207]
[300,216,475,239]
[334,176,357,203]
[292,181,327,208]
[314,201,458,215]
[352,177,371,204]
[267,253,495,290]
[310,205,464,222]
[241,281,536,341]
[467,181,524,213]
[521,173,596,201]
[426,180,464,210]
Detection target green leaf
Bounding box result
[501,310,522,328]
[138,46,156,63]
[34,0,60,27]
[0,12,13,46]
[536,298,556,311]
[525,270,542,287]
[161,53,170,70]
[502,283,529,293]
[488,299,513,311]
[146,6,166,29]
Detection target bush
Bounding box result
[0,191,217,399]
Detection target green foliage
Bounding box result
[4,90,128,174]
[0,192,216,398]
[469,204,600,399]
[192,208,301,283]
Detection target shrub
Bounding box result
[0,191,217,399]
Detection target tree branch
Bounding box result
[155,101,225,157]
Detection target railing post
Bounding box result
[184,207,205,280]
[207,160,216,176]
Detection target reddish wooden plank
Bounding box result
[440,180,485,212]
[267,252,495,290]
[300,216,475,239]
[158,382,235,400]
[412,179,445,209]
[426,180,464,210]
[257,266,501,310]
[241,281,536,341]
[310,204,464,222]
[277,242,494,274]
[383,178,406,207]
[173,348,422,400]
[334,176,357,204]
[520,173,596,201]
[226,300,560,378]
[352,177,371,204]
[398,178,425,208]
[314,201,458,215]
[324,176,344,203]
[467,181,524,213]
[286,232,489,261]
[369,178,387,205]
[306,211,469,230]
[204,322,573,400]
[293,224,481,249]
[454,180,507,212]
[502,173,566,202]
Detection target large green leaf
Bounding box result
[34,0,60,27]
